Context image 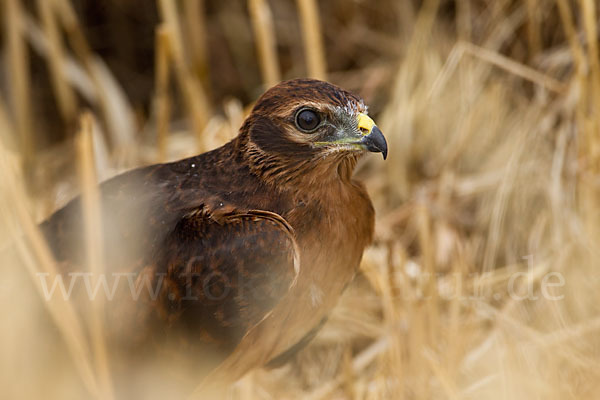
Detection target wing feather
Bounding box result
[142,208,299,376]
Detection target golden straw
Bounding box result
[296,0,326,80]
[76,112,114,399]
[248,0,281,88]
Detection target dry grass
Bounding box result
[1,0,600,399]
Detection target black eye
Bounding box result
[295,109,320,132]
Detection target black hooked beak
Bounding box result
[361,126,388,160]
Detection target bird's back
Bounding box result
[42,139,289,271]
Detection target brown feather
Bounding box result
[41,78,378,395]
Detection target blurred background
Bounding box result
[1,0,600,398]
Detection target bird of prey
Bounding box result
[41,78,387,395]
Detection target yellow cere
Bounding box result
[357,113,376,136]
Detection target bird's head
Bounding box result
[242,79,388,172]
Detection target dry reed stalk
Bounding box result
[248,0,281,88]
[158,0,211,152]
[340,347,355,398]
[580,0,600,106]
[305,336,389,400]
[555,1,597,251]
[0,95,16,149]
[76,112,114,399]
[295,0,327,80]
[382,243,405,396]
[407,295,428,398]
[52,0,119,143]
[481,115,535,275]
[154,26,172,162]
[183,0,210,87]
[169,35,211,152]
[555,0,586,72]
[0,146,99,397]
[445,250,467,374]
[525,0,542,58]
[37,0,77,123]
[409,0,441,55]
[416,205,439,344]
[157,0,187,66]
[578,0,600,244]
[460,42,567,93]
[423,349,460,400]
[534,315,600,348]
[4,0,33,166]
[51,0,101,103]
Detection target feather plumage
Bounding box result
[41,78,384,395]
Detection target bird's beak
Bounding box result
[356,113,388,160]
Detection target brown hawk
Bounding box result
[41,78,387,396]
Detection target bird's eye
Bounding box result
[295,109,321,132]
